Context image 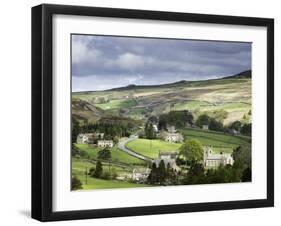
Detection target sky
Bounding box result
[72,34,251,92]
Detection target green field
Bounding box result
[125,129,251,157]
[180,128,251,154]
[95,99,137,110]
[173,100,251,113]
[72,158,148,190]
[75,144,145,165]
[126,139,181,158]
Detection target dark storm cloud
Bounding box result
[72,35,251,91]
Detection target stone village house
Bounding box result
[132,168,151,182]
[76,132,104,144]
[158,125,184,143]
[97,140,114,148]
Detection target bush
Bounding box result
[71,176,82,190]
[101,171,111,180]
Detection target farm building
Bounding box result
[76,133,104,144]
[97,140,114,148]
[153,152,181,173]
[132,168,151,182]
[159,130,184,143]
[203,146,234,168]
[202,125,209,130]
[167,125,177,133]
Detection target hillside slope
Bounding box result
[72,71,252,125]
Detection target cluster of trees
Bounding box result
[183,162,250,185]
[196,114,224,132]
[158,110,194,130]
[144,122,157,139]
[229,120,252,136]
[72,117,135,143]
[196,114,252,136]
[86,149,118,180]
[88,160,118,180]
[147,161,178,185]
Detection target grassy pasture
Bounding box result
[126,139,181,159]
[95,99,137,110]
[72,158,148,190]
[173,100,250,113]
[180,128,251,154]
[75,144,146,165]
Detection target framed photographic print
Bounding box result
[32,4,274,221]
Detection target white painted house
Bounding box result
[97,140,114,148]
[203,146,234,168]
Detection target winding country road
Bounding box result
[117,135,153,163]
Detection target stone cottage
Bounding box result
[97,140,114,148]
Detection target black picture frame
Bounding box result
[32,4,274,222]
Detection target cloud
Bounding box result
[72,36,101,64]
[71,35,251,91]
[116,53,145,70]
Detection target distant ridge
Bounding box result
[108,70,251,91]
[73,70,251,93]
[222,70,251,79]
[107,80,191,91]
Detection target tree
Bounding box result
[209,118,224,132]
[98,148,112,161]
[71,176,82,190]
[72,117,80,144]
[158,160,166,184]
[229,121,242,131]
[183,110,194,126]
[242,167,252,182]
[195,114,210,127]
[94,160,103,178]
[241,123,251,136]
[184,162,205,184]
[145,122,156,139]
[180,139,203,163]
[88,167,95,176]
[158,110,194,129]
[147,163,158,184]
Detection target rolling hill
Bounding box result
[72,70,252,125]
